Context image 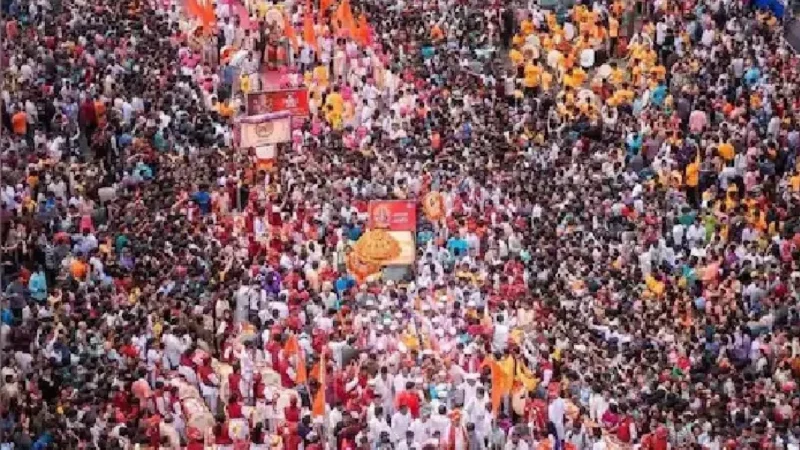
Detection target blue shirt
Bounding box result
[346,224,363,242]
[651,85,668,106]
[1,309,13,325]
[135,162,153,179]
[192,191,212,214]
[447,237,468,257]
[744,67,760,86]
[28,272,48,302]
[32,432,53,450]
[335,275,355,296]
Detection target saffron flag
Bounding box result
[354,14,369,46]
[283,334,300,357]
[319,0,333,25]
[336,0,356,37]
[283,11,299,50]
[187,0,216,34]
[312,352,326,417]
[186,0,202,17]
[310,361,321,381]
[486,357,513,416]
[296,351,308,385]
[303,0,317,51]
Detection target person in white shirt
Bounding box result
[549,391,567,445]
[504,431,530,450]
[369,406,392,444]
[493,315,510,353]
[410,412,434,443]
[391,405,412,443]
[396,430,420,450]
[588,389,609,422]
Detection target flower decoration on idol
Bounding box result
[352,229,401,264]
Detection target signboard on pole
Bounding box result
[246,88,310,123]
[237,111,292,148]
[366,200,417,265]
[367,200,417,232]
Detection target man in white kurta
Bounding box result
[548,392,567,445]
[391,405,412,444]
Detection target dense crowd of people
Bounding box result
[2,0,800,448]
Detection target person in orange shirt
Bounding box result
[718,138,735,162]
[11,110,27,136]
[70,256,88,280]
[608,16,620,57]
[685,153,701,207]
[523,63,542,96]
[94,99,107,127]
[431,24,444,41]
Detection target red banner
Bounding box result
[247,89,310,121]
[367,201,417,232]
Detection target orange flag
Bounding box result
[486,357,513,416]
[319,0,333,26]
[312,352,326,417]
[283,11,299,50]
[186,0,202,17]
[187,0,216,34]
[303,0,318,51]
[284,334,300,357]
[310,361,321,381]
[296,351,308,385]
[336,0,356,37]
[354,14,369,46]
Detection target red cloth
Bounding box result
[526,398,548,432]
[283,428,302,450]
[79,99,97,126]
[617,416,633,443]
[394,390,421,418]
[277,356,293,388]
[197,364,215,385]
[284,405,301,423]
[227,401,244,419]
[229,373,242,398]
[180,354,195,369]
[216,423,234,445]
